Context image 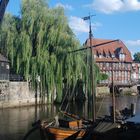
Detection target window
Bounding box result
[6,64,9,69]
[99,54,102,58]
[125,71,127,81]
[119,63,121,68]
[103,62,106,67]
[115,63,118,68]
[106,63,109,67]
[1,62,4,67]
[116,71,119,77]
[119,53,125,61]
[112,54,115,58]
[100,63,103,67]
[125,63,128,69]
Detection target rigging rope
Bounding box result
[96,82,110,117]
[64,82,77,112]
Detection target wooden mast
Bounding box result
[89,14,96,123]
[111,57,116,123]
[82,14,96,123]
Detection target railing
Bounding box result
[9,74,24,81]
[0,74,24,81]
[99,80,133,87]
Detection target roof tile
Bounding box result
[85,38,133,63]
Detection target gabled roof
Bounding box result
[0,53,9,62]
[85,38,133,63]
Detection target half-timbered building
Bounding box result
[85,38,133,86]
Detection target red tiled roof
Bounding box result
[85,38,133,63]
[95,57,119,62]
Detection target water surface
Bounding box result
[0,96,140,140]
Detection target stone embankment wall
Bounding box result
[96,87,110,97]
[0,81,138,108]
[120,85,138,95]
[97,85,138,96]
[0,81,36,108]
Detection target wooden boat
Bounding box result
[92,116,140,140]
[43,126,86,140]
[40,111,93,140]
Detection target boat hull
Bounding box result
[44,127,86,140]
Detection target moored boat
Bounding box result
[43,126,86,140]
[40,111,93,140]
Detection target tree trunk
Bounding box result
[0,0,9,24]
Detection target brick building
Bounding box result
[85,38,133,86]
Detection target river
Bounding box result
[0,96,140,140]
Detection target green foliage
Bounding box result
[99,73,108,81]
[0,0,102,103]
[134,52,140,62]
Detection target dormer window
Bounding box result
[106,53,109,58]
[119,47,125,61]
[99,54,102,58]
[119,53,125,61]
[103,51,106,57]
[112,54,115,58]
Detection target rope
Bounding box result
[22,125,39,140]
[22,120,41,140]
[96,94,106,117]
[59,84,69,111]
[22,119,55,140]
[64,83,77,112]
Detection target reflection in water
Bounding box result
[0,105,58,140]
[0,96,139,140]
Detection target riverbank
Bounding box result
[96,85,138,97]
[0,81,138,109]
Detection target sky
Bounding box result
[6,0,140,57]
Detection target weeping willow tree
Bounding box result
[0,0,106,103]
[0,0,83,103]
